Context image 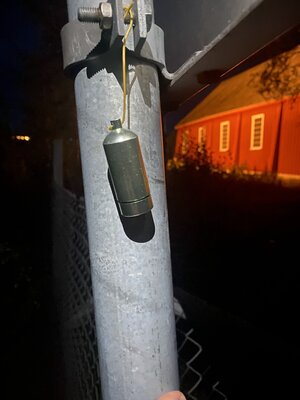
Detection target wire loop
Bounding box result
[121,1,135,126]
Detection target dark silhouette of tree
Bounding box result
[249,45,300,100]
[0,95,10,134]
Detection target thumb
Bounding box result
[158,391,186,400]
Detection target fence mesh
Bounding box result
[52,184,227,400]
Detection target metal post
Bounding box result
[64,1,179,400]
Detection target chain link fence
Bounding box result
[52,183,227,400]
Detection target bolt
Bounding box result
[144,0,153,31]
[78,2,113,30]
[78,7,102,23]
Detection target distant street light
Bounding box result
[14,135,31,142]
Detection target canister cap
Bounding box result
[119,196,153,217]
[110,119,122,130]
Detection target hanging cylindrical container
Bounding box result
[103,119,153,217]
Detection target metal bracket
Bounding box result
[61,0,166,79]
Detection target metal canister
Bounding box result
[103,119,153,217]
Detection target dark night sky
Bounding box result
[0,2,42,131]
[1,2,298,136]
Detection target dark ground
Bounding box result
[167,168,300,399]
[2,141,300,399]
[1,141,55,400]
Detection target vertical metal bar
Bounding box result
[53,139,64,187]
[64,1,179,400]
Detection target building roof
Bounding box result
[178,45,300,126]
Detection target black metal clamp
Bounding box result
[61,0,166,79]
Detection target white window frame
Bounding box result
[198,126,206,151]
[250,113,264,150]
[219,121,230,152]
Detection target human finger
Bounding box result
[158,391,186,400]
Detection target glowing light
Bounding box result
[15,135,31,142]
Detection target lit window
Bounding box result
[250,114,264,150]
[198,126,206,151]
[219,121,230,152]
[181,130,190,155]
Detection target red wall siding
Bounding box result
[174,125,199,158]
[278,97,300,175]
[209,114,241,169]
[176,113,253,170]
[175,97,300,176]
[174,121,212,159]
[238,103,281,172]
[174,128,184,155]
[192,119,214,149]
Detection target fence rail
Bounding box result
[52,184,226,400]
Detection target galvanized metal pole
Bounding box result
[65,1,179,400]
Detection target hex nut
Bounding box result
[100,2,113,30]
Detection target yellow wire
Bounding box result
[121,2,135,126]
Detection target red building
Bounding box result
[175,47,300,180]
